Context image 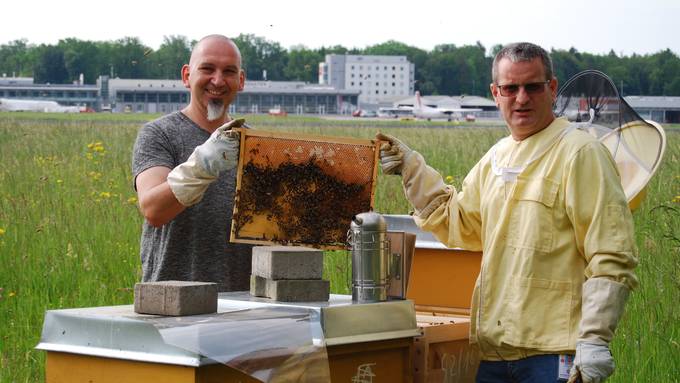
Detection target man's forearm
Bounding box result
[138,181,186,227]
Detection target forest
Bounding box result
[1,34,679,97]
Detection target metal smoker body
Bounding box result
[349,212,393,302]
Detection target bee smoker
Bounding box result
[348,212,403,302]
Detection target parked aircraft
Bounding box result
[412,91,480,121]
[377,107,414,119]
[0,98,82,113]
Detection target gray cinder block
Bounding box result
[252,246,324,280]
[250,274,330,302]
[250,274,268,298]
[134,281,217,316]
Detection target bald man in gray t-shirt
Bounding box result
[132,35,252,292]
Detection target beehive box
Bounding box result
[230,128,380,250]
[384,215,482,383]
[409,247,481,383]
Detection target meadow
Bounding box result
[0,112,678,382]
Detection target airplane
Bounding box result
[411,91,481,121]
[0,98,82,113]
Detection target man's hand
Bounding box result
[568,342,615,383]
[167,118,245,206]
[194,118,244,177]
[568,278,630,383]
[375,132,413,175]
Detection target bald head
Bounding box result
[190,35,242,68]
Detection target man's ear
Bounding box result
[238,69,245,91]
[181,64,190,89]
[490,83,499,106]
[549,77,558,102]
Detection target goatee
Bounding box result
[207,99,226,121]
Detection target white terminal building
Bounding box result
[319,54,415,108]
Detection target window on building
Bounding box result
[392,74,396,78]
[351,82,354,86]
[384,91,387,94]
[351,73,354,78]
[375,90,379,94]
[392,66,395,70]
[392,82,395,87]
[360,82,363,86]
[375,82,379,86]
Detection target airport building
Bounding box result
[624,96,680,123]
[0,76,100,109]
[0,76,360,115]
[319,54,415,108]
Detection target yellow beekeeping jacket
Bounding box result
[414,117,638,360]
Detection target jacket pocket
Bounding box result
[504,276,572,349]
[507,177,559,252]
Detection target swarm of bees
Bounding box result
[234,157,371,247]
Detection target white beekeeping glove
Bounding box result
[167,118,245,206]
[376,132,413,175]
[375,132,449,218]
[568,278,630,383]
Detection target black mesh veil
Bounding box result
[554,70,666,208]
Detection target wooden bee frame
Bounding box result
[230,128,381,250]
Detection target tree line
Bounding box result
[2,35,679,97]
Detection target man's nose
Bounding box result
[515,86,531,103]
[211,72,225,86]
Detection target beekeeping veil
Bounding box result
[554,70,666,209]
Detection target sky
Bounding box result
[3,0,679,56]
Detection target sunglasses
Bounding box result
[496,80,550,97]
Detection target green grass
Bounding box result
[0,113,678,382]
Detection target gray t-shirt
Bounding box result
[131,111,252,291]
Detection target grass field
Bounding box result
[0,112,678,382]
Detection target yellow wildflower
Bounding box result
[56,179,63,184]
[445,175,454,184]
[99,192,112,199]
[673,195,680,203]
[127,196,138,205]
[0,228,5,235]
[8,291,16,297]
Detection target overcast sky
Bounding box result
[3,0,678,56]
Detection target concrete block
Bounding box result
[250,275,330,302]
[252,246,324,280]
[250,274,268,298]
[134,281,217,316]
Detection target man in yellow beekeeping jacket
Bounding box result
[377,42,637,383]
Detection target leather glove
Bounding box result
[167,118,245,206]
[375,132,413,175]
[568,342,614,383]
[375,132,449,219]
[568,278,630,383]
